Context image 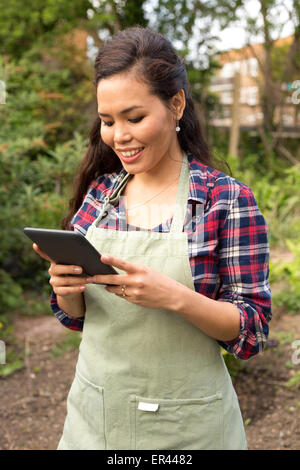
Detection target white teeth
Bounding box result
[121,148,143,157]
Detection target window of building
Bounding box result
[240,88,247,104]
[247,86,258,106]
[221,91,233,104]
[248,58,258,77]
[221,63,234,78]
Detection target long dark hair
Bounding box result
[62,26,218,229]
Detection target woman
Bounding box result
[33,26,272,450]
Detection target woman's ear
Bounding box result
[170,89,186,120]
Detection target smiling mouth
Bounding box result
[118,147,144,157]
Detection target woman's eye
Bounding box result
[129,116,144,123]
[101,116,144,127]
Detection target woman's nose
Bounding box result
[114,123,131,144]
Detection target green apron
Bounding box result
[57,152,247,450]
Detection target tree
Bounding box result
[147,1,244,148]
[151,0,242,61]
[0,0,94,58]
[0,0,151,309]
[240,0,300,162]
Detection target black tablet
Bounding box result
[24,227,118,279]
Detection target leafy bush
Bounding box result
[0,314,24,377]
[1,53,91,315]
[223,152,300,247]
[0,131,87,315]
[269,239,300,314]
[221,349,245,379]
[222,151,300,317]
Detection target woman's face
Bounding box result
[97,72,184,175]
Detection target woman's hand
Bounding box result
[32,243,88,298]
[85,254,184,311]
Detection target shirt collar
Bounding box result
[186,153,210,204]
[109,153,211,205]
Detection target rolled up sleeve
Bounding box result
[50,289,84,332]
[49,221,85,332]
[216,185,272,360]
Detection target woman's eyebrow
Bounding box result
[98,105,144,117]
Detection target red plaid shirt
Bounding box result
[50,154,272,360]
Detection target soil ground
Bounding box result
[0,307,300,450]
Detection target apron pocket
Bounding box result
[130,392,223,450]
[60,369,106,450]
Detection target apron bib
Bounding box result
[58,152,247,450]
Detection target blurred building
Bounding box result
[209,35,300,132]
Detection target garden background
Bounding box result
[0,0,300,450]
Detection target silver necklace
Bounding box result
[126,176,179,213]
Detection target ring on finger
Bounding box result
[121,285,127,297]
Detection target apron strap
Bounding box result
[93,172,132,227]
[107,172,133,205]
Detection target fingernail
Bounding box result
[74,267,82,273]
[102,254,110,261]
[86,277,94,282]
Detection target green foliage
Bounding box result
[1,49,94,146]
[0,0,150,319]
[0,270,23,312]
[0,38,89,317]
[286,371,300,391]
[223,151,300,248]
[220,149,300,318]
[0,0,93,58]
[271,331,294,346]
[50,331,82,357]
[153,0,242,61]
[0,355,24,377]
[118,0,148,28]
[0,129,87,314]
[269,240,300,314]
[221,348,245,380]
[0,314,24,377]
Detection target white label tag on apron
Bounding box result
[138,401,159,412]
